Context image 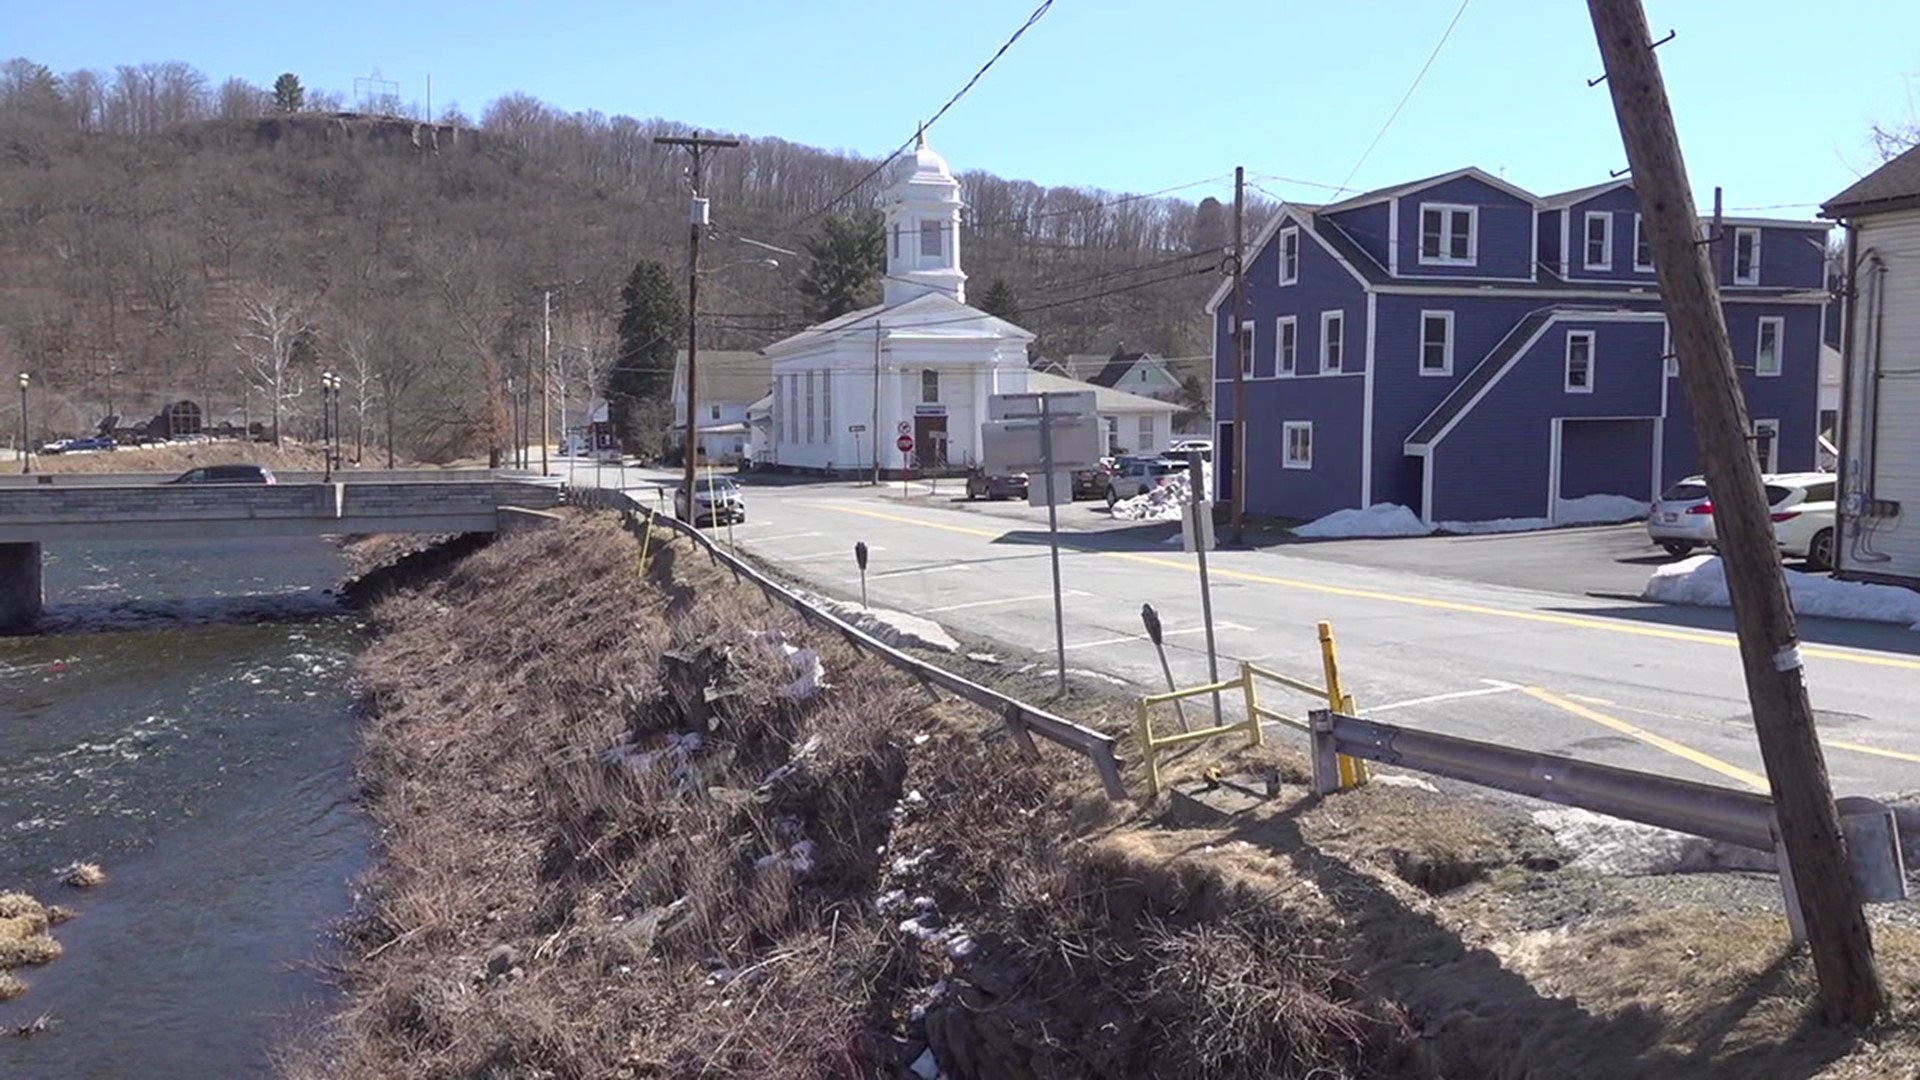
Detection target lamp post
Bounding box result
[320,372,339,481]
[16,372,28,475]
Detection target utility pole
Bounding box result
[1588,0,1884,1024]
[1230,166,1248,545]
[541,290,552,476]
[872,321,882,485]
[654,131,740,517]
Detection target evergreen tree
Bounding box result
[611,258,684,450]
[272,73,304,114]
[979,277,1022,324]
[796,211,884,323]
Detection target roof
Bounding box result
[672,349,771,407]
[1538,179,1633,210]
[1059,349,1169,388]
[1025,370,1178,414]
[760,290,1034,357]
[1319,166,1538,214]
[1823,143,1920,218]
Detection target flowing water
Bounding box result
[0,536,370,1079]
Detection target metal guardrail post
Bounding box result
[1308,708,1342,797]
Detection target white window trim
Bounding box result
[1275,315,1298,376]
[1583,211,1613,271]
[1283,420,1313,470]
[1662,318,1676,377]
[1632,214,1654,272]
[1238,322,1255,377]
[1417,202,1478,266]
[1419,309,1454,376]
[1565,330,1595,394]
[1279,226,1300,285]
[1732,226,1761,285]
[1755,315,1784,377]
[1321,310,1345,374]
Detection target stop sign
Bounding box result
[896,434,914,453]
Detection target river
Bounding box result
[0,535,369,1079]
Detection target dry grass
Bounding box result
[60,862,105,889]
[0,892,65,1000]
[30,442,333,475]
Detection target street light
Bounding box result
[16,372,28,475]
[320,372,340,481]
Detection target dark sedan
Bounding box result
[965,468,1028,501]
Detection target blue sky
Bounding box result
[14,0,1919,215]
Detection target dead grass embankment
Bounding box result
[295,512,1421,1079]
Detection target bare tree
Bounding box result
[235,288,309,445]
[337,320,376,463]
[216,77,265,122]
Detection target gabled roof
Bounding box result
[1319,166,1539,214]
[760,290,1034,357]
[1823,143,1920,218]
[1024,371,1179,414]
[1538,178,1633,210]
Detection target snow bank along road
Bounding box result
[593,471,1920,800]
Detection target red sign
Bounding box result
[896,434,914,453]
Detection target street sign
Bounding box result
[896,434,914,453]
[848,424,867,433]
[897,421,912,435]
[989,390,1096,422]
[982,416,1101,474]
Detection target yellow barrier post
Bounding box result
[640,512,655,566]
[1136,697,1161,798]
[1239,661,1263,747]
[1317,621,1369,788]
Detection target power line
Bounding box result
[1333,0,1472,196]
[790,0,1055,228]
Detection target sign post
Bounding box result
[896,432,914,498]
[850,423,866,478]
[855,540,870,608]
[1185,449,1223,729]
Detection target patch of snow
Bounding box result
[1112,474,1201,522]
[804,592,960,653]
[754,840,816,875]
[945,932,977,959]
[875,889,909,914]
[1370,774,1438,794]
[602,731,704,780]
[1292,503,1432,539]
[1531,807,1774,876]
[751,629,829,698]
[891,848,935,876]
[1643,555,1920,629]
[909,1048,943,1080]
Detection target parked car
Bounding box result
[64,435,117,453]
[674,477,746,525]
[164,464,277,485]
[1070,465,1108,500]
[1646,472,1836,568]
[1162,438,1213,463]
[1105,457,1186,508]
[966,467,1029,501]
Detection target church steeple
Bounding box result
[882,134,966,306]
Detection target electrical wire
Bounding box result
[1333,0,1472,197]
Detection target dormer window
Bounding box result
[1583,212,1613,271]
[1633,215,1654,271]
[1418,204,1476,266]
[919,219,945,259]
[1279,227,1300,285]
[1732,227,1760,285]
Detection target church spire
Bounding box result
[881,135,966,306]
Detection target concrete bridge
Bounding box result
[0,470,565,630]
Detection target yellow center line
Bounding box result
[813,502,1920,673]
[1521,686,1770,791]
[1824,739,1920,766]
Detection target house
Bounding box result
[1823,144,1920,584]
[1025,370,1180,456]
[762,136,1032,474]
[1046,346,1212,436]
[669,349,771,464]
[1207,167,1829,525]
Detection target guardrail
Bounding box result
[571,485,1129,800]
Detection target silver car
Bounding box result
[674,477,746,526]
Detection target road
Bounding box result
[571,462,1920,800]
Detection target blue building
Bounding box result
[1207,168,1829,525]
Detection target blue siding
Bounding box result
[1562,186,1656,284]
[1324,202,1391,271]
[1561,419,1656,501]
[1716,223,1829,290]
[1239,376,1364,520]
[1429,421,1551,521]
[1393,177,1535,280]
[1213,213,1371,418]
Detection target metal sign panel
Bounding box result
[989,390,1097,422]
[1027,469,1075,508]
[982,415,1102,473]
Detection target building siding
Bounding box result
[1839,209,1920,581]
[1560,186,1657,284]
[1238,375,1364,520]
[1560,419,1656,501]
[1324,203,1392,271]
[1393,176,1535,280]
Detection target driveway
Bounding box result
[1277,523,1672,600]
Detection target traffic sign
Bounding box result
[848,424,867,433]
[897,421,912,435]
[896,434,914,453]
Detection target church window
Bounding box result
[920,219,944,258]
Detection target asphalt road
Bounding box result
[574,463,1920,800]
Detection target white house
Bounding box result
[762,136,1033,474]
[1025,370,1179,456]
[1825,144,1920,584]
[669,349,771,464]
[1043,346,1210,435]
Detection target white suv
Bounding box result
[1646,472,1836,569]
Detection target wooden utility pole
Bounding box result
[654,132,740,515]
[1229,166,1248,544]
[541,290,551,476]
[1588,0,1884,1024]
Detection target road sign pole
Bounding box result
[1187,449,1224,728]
[1141,603,1189,732]
[1042,393,1067,698]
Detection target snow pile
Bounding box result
[602,731,703,782]
[751,629,828,698]
[804,592,959,653]
[1292,503,1432,539]
[1643,555,1920,629]
[1532,807,1773,875]
[1111,474,1196,522]
[1438,494,1647,535]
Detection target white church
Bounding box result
[761,136,1032,474]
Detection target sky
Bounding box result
[13,0,1920,216]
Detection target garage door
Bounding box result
[1557,418,1656,505]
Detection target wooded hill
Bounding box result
[0,58,1258,461]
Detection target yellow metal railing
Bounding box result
[1136,620,1369,797]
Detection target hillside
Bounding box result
[0,58,1260,462]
